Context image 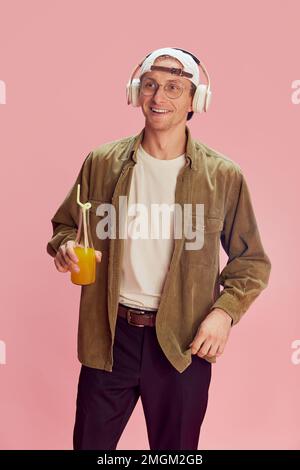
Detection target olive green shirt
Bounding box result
[46,125,271,373]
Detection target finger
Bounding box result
[207,342,220,357]
[95,250,102,262]
[66,241,79,263]
[59,245,79,271]
[65,243,81,271]
[56,252,69,270]
[190,334,206,354]
[197,339,213,357]
[216,343,225,356]
[54,257,68,273]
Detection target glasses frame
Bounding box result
[140,76,186,100]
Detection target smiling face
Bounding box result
[138,56,195,131]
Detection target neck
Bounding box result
[141,124,187,160]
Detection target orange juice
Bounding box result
[71,246,96,285]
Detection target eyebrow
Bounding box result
[143,76,183,84]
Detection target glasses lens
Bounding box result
[140,78,156,96]
[164,82,183,99]
[140,78,183,99]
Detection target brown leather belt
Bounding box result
[117,303,157,327]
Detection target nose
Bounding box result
[152,84,167,103]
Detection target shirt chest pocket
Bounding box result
[183,216,223,267]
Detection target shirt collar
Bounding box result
[126,125,199,171]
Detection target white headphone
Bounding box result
[126,47,212,113]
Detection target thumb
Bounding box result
[95,250,102,262]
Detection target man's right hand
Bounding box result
[54,240,102,273]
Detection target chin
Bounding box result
[145,119,171,130]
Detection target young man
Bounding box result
[46,47,271,450]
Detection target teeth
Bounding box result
[151,108,169,113]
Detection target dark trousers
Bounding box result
[73,309,212,450]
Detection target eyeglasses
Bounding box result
[140,77,185,99]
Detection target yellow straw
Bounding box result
[76,184,91,251]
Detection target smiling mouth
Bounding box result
[150,107,172,115]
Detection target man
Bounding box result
[46,47,271,450]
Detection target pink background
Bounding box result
[0,0,299,450]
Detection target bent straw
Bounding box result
[76,184,92,250]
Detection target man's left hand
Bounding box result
[188,308,233,358]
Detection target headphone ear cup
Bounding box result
[127,78,141,107]
[126,80,132,105]
[192,85,212,113]
[204,89,212,112]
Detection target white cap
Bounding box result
[138,47,200,86]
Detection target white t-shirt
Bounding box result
[119,143,186,310]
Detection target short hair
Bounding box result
[187,82,197,121]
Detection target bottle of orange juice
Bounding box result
[71,185,96,286]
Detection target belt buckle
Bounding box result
[127,309,145,327]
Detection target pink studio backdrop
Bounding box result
[0,0,299,450]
